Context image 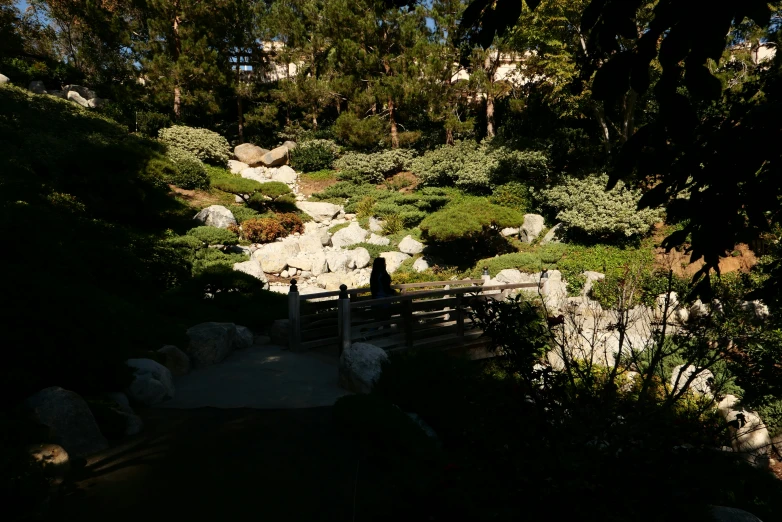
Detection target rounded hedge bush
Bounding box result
[159,125,230,166]
[186,226,239,246]
[290,140,338,172]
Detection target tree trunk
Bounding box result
[621,90,638,144]
[172,4,182,120]
[312,114,318,130]
[237,95,244,144]
[594,103,611,153]
[486,93,495,138]
[445,127,454,146]
[389,97,399,148]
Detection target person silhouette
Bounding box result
[369,257,396,325]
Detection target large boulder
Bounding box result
[29,80,47,94]
[25,387,109,458]
[186,322,238,366]
[234,325,254,350]
[311,251,328,276]
[369,217,384,232]
[193,205,237,229]
[282,140,297,150]
[296,201,343,223]
[234,143,269,166]
[380,251,410,274]
[240,166,271,182]
[326,251,351,273]
[272,165,297,184]
[228,160,249,174]
[670,365,713,395]
[398,235,424,255]
[351,247,371,269]
[253,239,300,273]
[87,97,107,109]
[520,214,546,243]
[317,272,345,291]
[367,233,390,246]
[0,73,9,85]
[66,90,91,108]
[339,342,389,394]
[495,269,538,285]
[63,84,97,100]
[261,145,289,167]
[299,234,325,254]
[540,223,563,244]
[332,222,368,249]
[711,506,764,522]
[287,255,313,271]
[157,345,191,377]
[582,271,605,297]
[540,269,568,311]
[125,358,175,406]
[724,409,771,468]
[233,258,269,287]
[412,257,429,273]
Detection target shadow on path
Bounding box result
[50,407,360,522]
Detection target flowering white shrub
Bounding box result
[159,125,230,166]
[540,174,663,238]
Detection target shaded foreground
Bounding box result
[49,408,360,521]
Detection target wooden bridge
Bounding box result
[287,278,539,358]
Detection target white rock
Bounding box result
[541,223,564,244]
[228,160,249,174]
[24,387,109,458]
[193,205,237,229]
[689,299,710,319]
[540,269,568,311]
[413,257,429,273]
[380,251,410,274]
[398,235,424,255]
[369,217,384,232]
[495,269,528,284]
[67,90,90,108]
[718,395,740,417]
[367,233,391,246]
[87,97,107,108]
[287,256,313,271]
[62,84,97,99]
[240,166,270,182]
[296,201,343,223]
[272,165,297,184]
[311,251,328,276]
[501,227,519,237]
[253,239,300,273]
[520,214,546,243]
[125,358,175,406]
[280,269,290,278]
[233,258,268,287]
[282,140,297,150]
[299,234,324,254]
[339,342,389,394]
[710,506,764,522]
[351,247,371,269]
[326,251,351,273]
[724,409,772,467]
[0,74,9,85]
[582,271,605,296]
[104,392,144,436]
[332,222,368,249]
[670,364,714,395]
[316,272,345,291]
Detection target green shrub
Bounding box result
[412,140,550,192]
[490,182,531,211]
[334,149,417,184]
[164,147,209,190]
[333,112,386,149]
[136,111,171,137]
[301,169,337,181]
[232,206,263,224]
[289,140,338,172]
[186,226,239,246]
[420,199,525,242]
[159,125,230,166]
[539,174,664,239]
[382,214,404,235]
[212,177,264,198]
[258,181,293,199]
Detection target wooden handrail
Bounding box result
[297,279,486,301]
[348,282,539,308]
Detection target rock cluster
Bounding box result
[27,80,108,108]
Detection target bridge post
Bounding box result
[402,299,414,348]
[288,279,301,352]
[338,284,351,356]
[455,294,464,345]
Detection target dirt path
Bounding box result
[51,407,361,522]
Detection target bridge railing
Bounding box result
[287,278,539,353]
